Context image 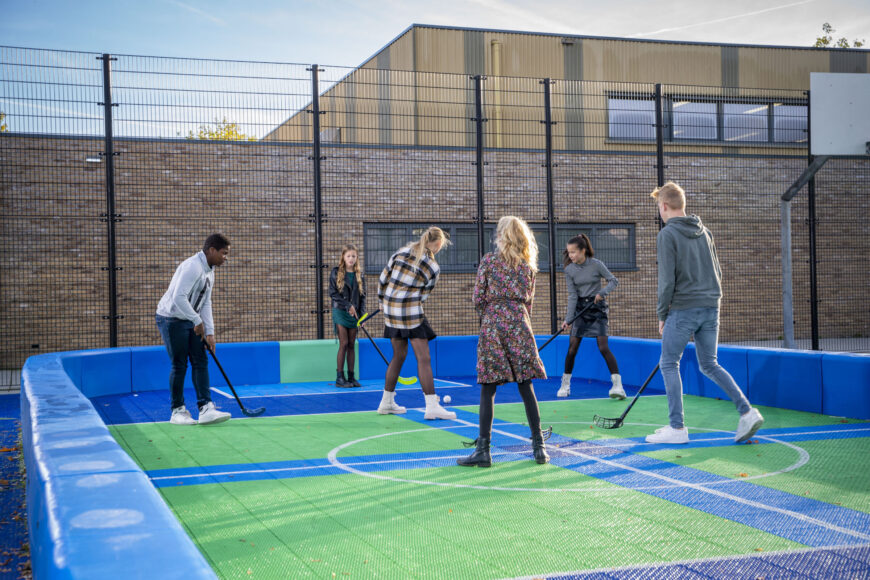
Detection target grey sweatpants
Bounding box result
[660,307,751,429]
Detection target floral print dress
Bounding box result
[473,252,547,385]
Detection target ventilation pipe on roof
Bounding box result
[491,40,503,148]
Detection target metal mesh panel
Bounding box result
[2,46,869,390]
[108,55,314,348]
[1,47,108,390]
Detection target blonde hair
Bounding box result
[496,216,538,273]
[650,181,686,210]
[408,226,450,262]
[336,244,362,291]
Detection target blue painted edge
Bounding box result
[20,351,217,580]
[18,339,870,578]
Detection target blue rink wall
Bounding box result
[20,336,870,579]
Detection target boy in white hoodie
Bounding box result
[155,233,232,426]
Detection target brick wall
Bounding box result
[2,135,867,368]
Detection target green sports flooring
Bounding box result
[109,395,870,579]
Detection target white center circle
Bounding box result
[326,420,809,493]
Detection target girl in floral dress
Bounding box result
[458,216,549,468]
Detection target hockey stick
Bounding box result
[356,310,418,385]
[592,363,659,429]
[204,342,266,417]
[537,299,598,352]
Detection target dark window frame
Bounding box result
[364,222,636,275]
[606,92,807,145]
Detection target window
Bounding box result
[671,101,717,140]
[607,99,655,140]
[724,103,768,142]
[607,94,807,145]
[772,104,808,143]
[364,223,636,274]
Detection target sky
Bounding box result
[2,0,869,66]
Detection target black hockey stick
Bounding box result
[592,363,659,429]
[537,299,598,352]
[356,310,417,385]
[204,342,266,417]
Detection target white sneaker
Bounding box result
[608,373,626,400]
[377,391,407,415]
[424,394,457,420]
[557,374,571,398]
[170,405,197,425]
[645,425,689,444]
[198,402,231,425]
[735,408,764,443]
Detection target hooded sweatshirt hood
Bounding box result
[666,215,705,239]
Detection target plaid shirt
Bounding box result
[378,247,440,329]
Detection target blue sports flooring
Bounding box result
[76,378,870,578]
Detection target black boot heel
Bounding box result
[457,437,492,467]
[531,427,551,464]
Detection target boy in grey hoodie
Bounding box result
[648,182,763,444]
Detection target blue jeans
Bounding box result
[155,314,211,411]
[660,307,751,429]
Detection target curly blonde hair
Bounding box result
[336,244,362,291]
[496,216,538,273]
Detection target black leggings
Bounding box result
[564,336,619,375]
[478,381,541,439]
[336,325,358,373]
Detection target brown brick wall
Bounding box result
[2,135,867,367]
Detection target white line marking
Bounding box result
[503,542,870,580]
[326,418,870,542]
[209,379,472,399]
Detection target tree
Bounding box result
[0,112,7,132]
[814,23,865,48]
[183,117,255,141]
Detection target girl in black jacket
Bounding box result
[329,244,366,387]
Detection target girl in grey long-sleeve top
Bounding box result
[557,234,625,400]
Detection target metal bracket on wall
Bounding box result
[99,213,123,223]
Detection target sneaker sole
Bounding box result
[169,420,197,426]
[377,409,407,415]
[198,416,230,426]
[557,391,570,398]
[735,419,764,443]
[609,392,626,400]
[645,437,689,444]
[424,414,457,420]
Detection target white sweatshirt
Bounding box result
[156,251,216,335]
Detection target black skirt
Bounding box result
[383,318,437,341]
[570,298,610,338]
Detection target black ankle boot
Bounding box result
[457,437,491,467]
[336,370,350,388]
[347,370,362,388]
[531,429,550,464]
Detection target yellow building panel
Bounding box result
[483,32,564,79]
[414,27,467,74]
[583,39,722,85]
[738,48,830,89]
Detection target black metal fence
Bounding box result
[2,46,868,390]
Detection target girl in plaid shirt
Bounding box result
[376,226,455,420]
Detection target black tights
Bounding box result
[564,336,619,375]
[478,380,541,439]
[336,326,358,373]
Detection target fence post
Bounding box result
[472,74,486,262]
[654,84,666,189]
[98,54,120,348]
[541,78,559,334]
[308,64,326,339]
[805,90,819,350]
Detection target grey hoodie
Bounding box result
[656,215,722,321]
